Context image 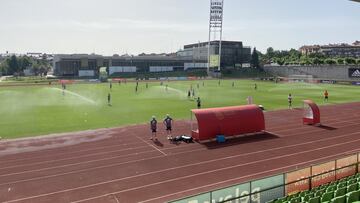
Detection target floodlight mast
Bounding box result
[207,0,224,75]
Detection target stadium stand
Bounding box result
[267,173,360,203]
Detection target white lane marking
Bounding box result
[138,147,360,203]
[136,136,167,156]
[5,131,360,203]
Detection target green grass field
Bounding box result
[0,79,359,139]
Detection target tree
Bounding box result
[8,55,20,75]
[345,57,356,65]
[324,59,336,65]
[19,56,32,71]
[266,47,275,58]
[251,47,260,68]
[0,60,9,75]
[276,58,285,66]
[313,57,321,65]
[336,58,344,65]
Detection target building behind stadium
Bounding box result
[53,41,251,77]
[299,41,360,57]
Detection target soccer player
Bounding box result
[163,114,173,140]
[197,97,201,109]
[232,81,235,87]
[254,83,257,90]
[324,90,329,102]
[107,93,111,106]
[110,82,112,90]
[135,85,138,93]
[150,116,157,140]
[188,90,191,99]
[288,93,293,109]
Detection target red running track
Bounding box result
[1,102,360,203]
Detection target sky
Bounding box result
[0,0,359,55]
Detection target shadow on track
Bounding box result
[201,132,280,149]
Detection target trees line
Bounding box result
[0,55,51,76]
[258,47,360,66]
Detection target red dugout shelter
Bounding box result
[303,100,321,125]
[191,105,265,141]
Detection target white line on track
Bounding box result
[0,149,157,178]
[71,140,360,203]
[0,145,151,171]
[0,140,144,164]
[1,122,358,186]
[2,118,357,174]
[1,120,358,186]
[4,131,360,203]
[138,147,360,203]
[136,136,167,156]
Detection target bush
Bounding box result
[337,58,344,65]
[345,57,356,65]
[324,59,336,65]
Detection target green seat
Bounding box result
[299,191,308,197]
[289,196,301,203]
[303,193,315,202]
[347,191,360,203]
[321,192,334,202]
[327,185,337,192]
[338,182,347,189]
[330,195,346,203]
[320,184,329,190]
[348,183,358,193]
[334,187,346,197]
[315,189,325,197]
[348,179,357,185]
[275,197,287,203]
[309,196,320,203]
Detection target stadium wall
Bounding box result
[264,65,360,81]
[170,152,360,203]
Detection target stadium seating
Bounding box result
[267,173,360,203]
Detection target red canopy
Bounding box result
[191,105,265,141]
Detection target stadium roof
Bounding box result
[351,0,360,2]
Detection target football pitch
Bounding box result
[0,79,359,139]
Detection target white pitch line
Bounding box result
[136,136,167,156]
[4,131,360,203]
